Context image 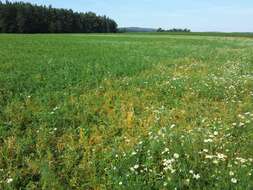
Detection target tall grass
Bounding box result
[0,34,253,189]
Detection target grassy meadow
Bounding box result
[0,33,253,189]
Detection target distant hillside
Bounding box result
[118,27,157,32]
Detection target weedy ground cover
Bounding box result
[0,34,253,189]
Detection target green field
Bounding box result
[0,34,253,189]
[124,32,253,38]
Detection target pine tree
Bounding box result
[0,1,118,33]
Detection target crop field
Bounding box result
[0,34,253,189]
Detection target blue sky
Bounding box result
[10,0,253,32]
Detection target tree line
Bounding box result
[157,28,191,32]
[0,1,118,33]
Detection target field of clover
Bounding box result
[0,34,253,189]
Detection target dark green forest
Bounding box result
[0,1,118,33]
[157,28,191,32]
